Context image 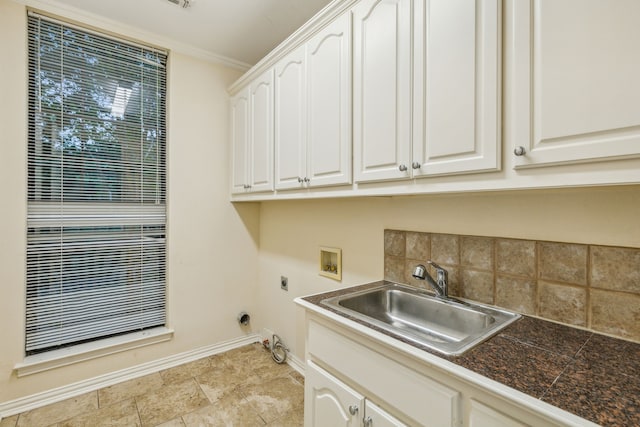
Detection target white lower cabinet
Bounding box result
[306,318,461,426]
[302,314,598,427]
[305,361,408,427]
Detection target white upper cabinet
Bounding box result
[248,69,274,192]
[413,0,501,177]
[510,0,640,168]
[230,88,250,194]
[353,0,413,183]
[306,12,353,187]
[355,0,501,183]
[274,45,307,190]
[230,69,274,194]
[275,17,353,190]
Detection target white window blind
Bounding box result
[26,12,167,354]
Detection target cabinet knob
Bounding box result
[303,177,310,183]
[297,177,303,183]
[363,416,373,427]
[398,164,408,172]
[412,162,421,170]
[514,146,526,156]
[348,405,358,415]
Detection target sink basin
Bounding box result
[321,283,520,356]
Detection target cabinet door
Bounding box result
[306,12,352,187]
[365,400,409,427]
[469,400,528,427]
[248,69,274,192]
[413,0,501,176]
[274,45,307,190]
[510,0,640,169]
[305,361,364,427]
[230,88,249,194]
[353,0,412,183]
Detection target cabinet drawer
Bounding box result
[308,319,461,426]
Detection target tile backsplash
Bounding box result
[384,229,640,342]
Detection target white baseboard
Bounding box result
[0,333,260,419]
[287,352,305,377]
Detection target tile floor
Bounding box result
[0,344,305,427]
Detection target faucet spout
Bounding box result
[412,261,449,298]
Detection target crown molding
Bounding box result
[11,0,251,71]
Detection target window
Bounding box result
[26,12,167,354]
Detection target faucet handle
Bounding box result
[427,261,448,286]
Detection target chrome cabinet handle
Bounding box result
[348,405,358,416]
[514,146,526,156]
[398,164,408,172]
[363,416,373,427]
[297,177,303,183]
[303,177,310,183]
[412,162,421,169]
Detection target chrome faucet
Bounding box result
[412,261,449,298]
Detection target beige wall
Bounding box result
[0,0,260,403]
[256,186,640,358]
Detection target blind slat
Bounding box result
[26,13,167,354]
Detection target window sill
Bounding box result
[14,327,174,377]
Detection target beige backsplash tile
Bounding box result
[539,242,588,286]
[431,233,460,265]
[383,229,640,343]
[496,239,536,278]
[461,236,494,271]
[591,289,640,341]
[384,254,404,283]
[495,275,536,315]
[591,246,640,294]
[538,281,587,327]
[460,269,494,304]
[406,231,430,260]
[384,229,406,257]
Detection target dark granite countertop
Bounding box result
[301,281,640,427]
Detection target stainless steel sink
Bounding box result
[321,283,520,356]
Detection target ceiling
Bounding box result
[46,0,334,67]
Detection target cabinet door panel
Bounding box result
[414,0,500,176]
[305,361,363,427]
[307,13,352,187]
[275,46,307,190]
[353,0,412,183]
[469,399,528,427]
[230,89,249,194]
[249,70,274,192]
[511,0,640,168]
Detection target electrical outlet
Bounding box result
[280,276,288,291]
